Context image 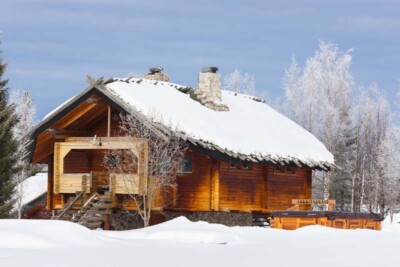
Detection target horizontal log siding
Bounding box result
[175,151,212,211]
[90,115,120,137]
[266,166,311,211]
[64,150,90,173]
[219,161,263,212]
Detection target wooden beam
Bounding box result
[107,105,111,137]
[56,102,99,129]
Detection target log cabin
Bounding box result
[28,67,336,229]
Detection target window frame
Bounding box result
[229,160,253,171]
[178,155,193,174]
[273,165,297,175]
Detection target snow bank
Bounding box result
[0,220,99,248]
[106,217,239,244]
[106,79,334,164]
[1,217,400,266]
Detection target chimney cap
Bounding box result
[149,66,164,74]
[201,67,218,73]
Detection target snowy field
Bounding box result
[0,216,399,267]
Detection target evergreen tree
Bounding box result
[0,38,19,218]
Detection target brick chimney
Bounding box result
[190,67,229,111]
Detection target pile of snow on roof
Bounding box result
[106,78,334,165]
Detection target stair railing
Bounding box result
[56,191,84,220]
[81,193,99,211]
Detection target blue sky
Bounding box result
[1,0,399,119]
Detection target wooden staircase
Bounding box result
[55,191,113,230]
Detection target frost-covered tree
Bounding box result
[282,41,355,207]
[223,68,256,96]
[11,89,36,218]
[351,84,400,214]
[103,114,186,227]
[0,38,19,218]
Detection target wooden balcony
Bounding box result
[59,173,91,194]
[53,137,148,195]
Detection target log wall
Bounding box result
[219,161,263,212]
[266,166,312,211]
[171,151,313,213]
[45,112,313,214]
[175,151,213,211]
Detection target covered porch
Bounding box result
[52,137,148,209]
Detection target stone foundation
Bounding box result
[110,210,144,230]
[110,210,253,230]
[165,211,253,227]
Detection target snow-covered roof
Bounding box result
[14,173,47,209]
[35,77,334,169]
[105,78,334,167]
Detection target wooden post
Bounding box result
[47,155,54,209]
[82,175,87,195]
[110,174,116,195]
[211,160,220,211]
[104,215,111,230]
[107,105,111,137]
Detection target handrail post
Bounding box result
[56,191,84,220]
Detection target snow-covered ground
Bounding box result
[0,216,399,267]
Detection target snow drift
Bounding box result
[1,216,400,267]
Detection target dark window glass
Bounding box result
[286,166,296,174]
[230,161,240,169]
[179,156,192,173]
[274,165,285,173]
[230,161,252,170]
[242,163,252,170]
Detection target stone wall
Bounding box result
[110,210,143,230]
[110,210,253,230]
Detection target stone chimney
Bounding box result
[144,66,170,82]
[190,67,229,111]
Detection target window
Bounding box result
[179,156,193,173]
[274,165,284,173]
[274,165,296,174]
[285,166,296,174]
[230,160,253,171]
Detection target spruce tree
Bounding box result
[0,39,19,218]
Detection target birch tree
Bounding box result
[282,41,355,206]
[351,84,400,214]
[11,90,36,218]
[223,68,256,96]
[103,114,186,227]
